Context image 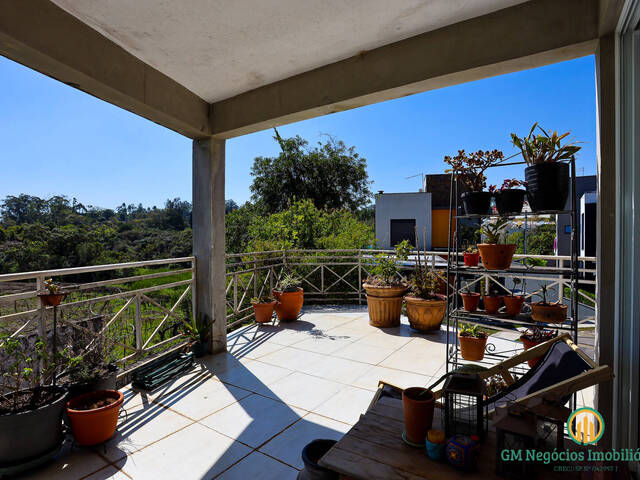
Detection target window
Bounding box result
[564,225,571,234]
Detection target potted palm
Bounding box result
[363,241,411,328]
[444,149,504,215]
[477,218,517,270]
[531,285,568,324]
[251,294,277,324]
[492,179,527,215]
[458,323,488,361]
[511,123,581,212]
[504,278,526,316]
[520,327,558,368]
[273,272,304,322]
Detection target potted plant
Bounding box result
[492,179,527,215]
[37,279,64,307]
[363,241,411,328]
[511,123,581,212]
[460,283,480,313]
[251,294,277,324]
[477,218,517,270]
[0,336,67,467]
[481,290,503,315]
[520,327,558,368]
[458,323,488,361]
[404,239,446,332]
[66,389,124,446]
[444,149,504,215]
[402,387,435,445]
[503,278,526,316]
[463,245,479,267]
[273,272,304,322]
[531,285,568,324]
[183,315,212,357]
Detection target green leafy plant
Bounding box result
[183,315,212,344]
[366,240,411,286]
[43,279,60,294]
[511,123,582,166]
[251,294,275,304]
[276,272,303,292]
[465,245,478,254]
[57,328,118,385]
[480,218,511,244]
[443,149,505,191]
[521,327,557,343]
[458,323,487,339]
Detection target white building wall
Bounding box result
[374,192,432,250]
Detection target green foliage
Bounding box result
[506,222,555,256]
[443,149,505,191]
[459,323,487,338]
[276,272,303,292]
[480,218,511,244]
[251,295,275,304]
[511,122,582,166]
[250,129,372,213]
[366,240,411,286]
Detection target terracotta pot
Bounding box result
[363,283,406,328]
[461,292,480,312]
[402,387,435,445]
[503,295,526,316]
[477,243,517,270]
[458,333,488,361]
[463,252,479,267]
[273,288,304,322]
[39,293,64,307]
[252,301,276,323]
[482,295,502,315]
[520,336,544,368]
[531,302,568,324]
[66,390,124,446]
[404,295,446,332]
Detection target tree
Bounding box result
[249,129,372,213]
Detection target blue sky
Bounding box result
[0,55,597,209]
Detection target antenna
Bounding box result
[406,173,425,191]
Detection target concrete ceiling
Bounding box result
[51,0,527,103]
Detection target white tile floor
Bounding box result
[22,307,595,479]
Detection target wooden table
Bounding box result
[319,396,576,480]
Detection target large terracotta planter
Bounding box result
[477,244,517,270]
[503,295,526,316]
[364,284,406,328]
[404,295,446,332]
[463,252,479,267]
[402,387,435,445]
[531,302,568,324]
[461,292,480,312]
[273,288,304,322]
[252,301,276,323]
[66,390,124,446]
[458,333,488,361]
[482,295,502,315]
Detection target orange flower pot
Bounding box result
[461,292,481,312]
[458,333,488,361]
[404,295,446,332]
[273,288,304,322]
[66,390,124,446]
[477,244,517,270]
[38,293,64,307]
[364,284,406,328]
[463,252,479,267]
[402,387,435,445]
[520,336,544,368]
[531,303,568,324]
[482,295,502,315]
[252,301,276,323]
[503,295,525,316]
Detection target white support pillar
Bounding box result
[193,138,226,354]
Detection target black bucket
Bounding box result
[525,163,569,212]
[494,189,526,215]
[461,191,492,215]
[298,439,338,480]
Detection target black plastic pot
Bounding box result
[0,386,67,467]
[461,191,492,215]
[525,163,570,212]
[494,189,526,215]
[298,439,338,480]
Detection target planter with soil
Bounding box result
[66,390,124,446]
[402,387,435,445]
[503,295,526,316]
[481,295,503,315]
[463,251,479,267]
[273,288,304,322]
[494,189,526,215]
[404,295,446,332]
[477,243,517,270]
[461,191,492,215]
[525,163,570,212]
[458,326,488,361]
[531,302,568,324]
[520,329,558,368]
[298,439,339,480]
[364,284,406,328]
[251,296,277,324]
[461,292,481,313]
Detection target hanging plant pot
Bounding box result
[363,284,406,328]
[272,288,304,322]
[531,303,568,324]
[503,295,526,316]
[298,439,339,480]
[525,163,570,212]
[481,295,502,315]
[461,292,480,313]
[402,387,435,445]
[461,192,492,215]
[463,252,479,267]
[458,333,488,361]
[477,244,517,270]
[252,301,276,324]
[494,189,526,215]
[66,390,124,446]
[38,293,64,307]
[404,295,446,332]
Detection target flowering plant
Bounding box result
[489,179,527,193]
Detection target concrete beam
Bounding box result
[0,0,210,139]
[212,0,600,139]
[193,138,226,353]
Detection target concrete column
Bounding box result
[193,138,226,353]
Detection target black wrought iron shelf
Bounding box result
[455,209,574,219]
[450,311,575,331]
[448,265,575,276]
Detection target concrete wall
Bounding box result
[375,192,431,250]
